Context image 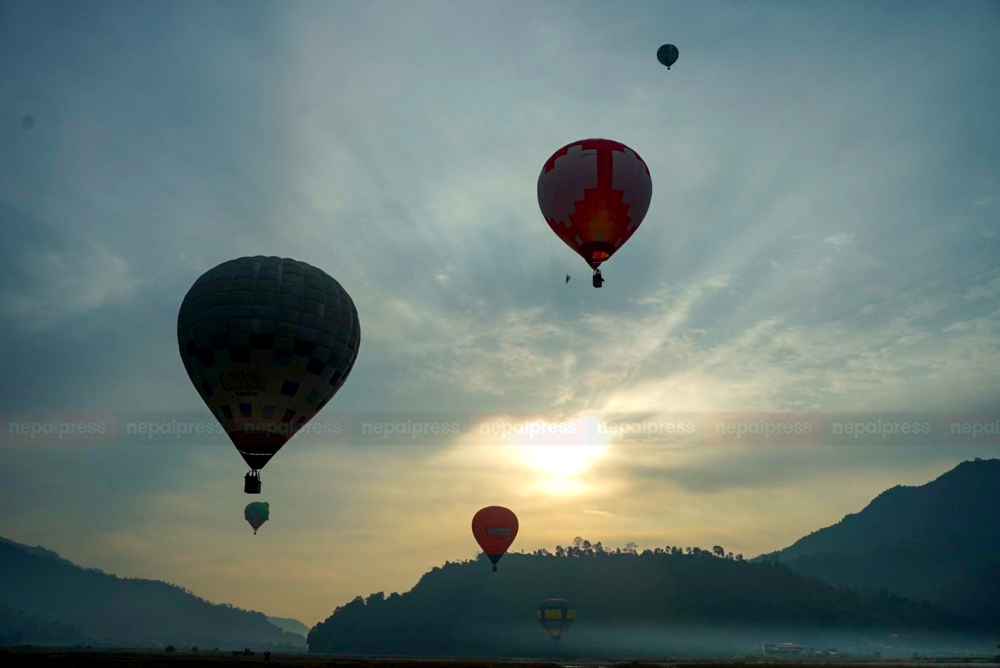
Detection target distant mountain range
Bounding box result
[0,538,306,649]
[763,458,1000,627]
[266,616,311,638]
[307,458,1000,658]
[2,458,998,656]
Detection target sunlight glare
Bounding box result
[510,416,610,496]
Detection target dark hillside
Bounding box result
[310,546,975,658]
[0,540,302,649]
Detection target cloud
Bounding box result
[0,243,145,329]
[823,233,855,250]
[964,274,1000,302]
[582,509,613,517]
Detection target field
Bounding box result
[1,649,998,668]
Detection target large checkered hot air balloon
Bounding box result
[472,506,518,572]
[178,257,361,494]
[537,138,653,288]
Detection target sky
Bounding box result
[1,0,999,627]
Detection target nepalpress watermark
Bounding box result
[940,413,1000,444]
[0,412,998,446]
[355,414,463,443]
[119,413,353,445]
[948,419,1000,440]
[826,416,935,442]
[705,413,822,445]
[127,419,226,438]
[4,415,112,442]
[595,416,699,439]
[475,415,589,444]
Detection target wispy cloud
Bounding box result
[823,232,855,250]
[964,274,1000,301]
[0,243,145,329]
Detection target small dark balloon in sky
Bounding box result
[21,115,35,129]
[657,44,679,69]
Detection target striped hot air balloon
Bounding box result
[537,598,575,642]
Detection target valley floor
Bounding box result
[1,649,999,668]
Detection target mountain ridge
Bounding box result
[266,616,310,638]
[0,538,304,649]
[759,458,1000,623]
[766,459,1000,563]
[3,458,996,654]
[0,536,79,570]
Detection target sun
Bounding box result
[510,416,611,495]
[515,443,606,478]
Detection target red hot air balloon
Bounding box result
[472,506,518,572]
[538,138,652,288]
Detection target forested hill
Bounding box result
[308,546,980,658]
[761,458,1000,624]
[266,616,311,638]
[0,539,304,649]
[768,459,1000,564]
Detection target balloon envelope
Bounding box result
[538,598,575,640]
[244,502,270,533]
[177,256,361,471]
[538,138,652,270]
[657,44,679,68]
[472,506,518,568]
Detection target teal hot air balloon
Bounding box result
[177,257,361,494]
[657,44,679,69]
[537,599,575,642]
[245,502,270,534]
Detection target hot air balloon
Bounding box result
[177,256,361,494]
[537,139,652,288]
[244,501,269,534]
[472,506,518,572]
[537,599,574,642]
[657,44,679,69]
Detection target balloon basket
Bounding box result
[244,472,262,494]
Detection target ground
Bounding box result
[1,649,998,667]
